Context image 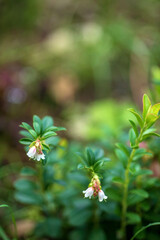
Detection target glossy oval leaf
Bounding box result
[42,116,54,132]
[142,94,151,120]
[33,122,41,135]
[42,131,57,139]
[128,108,143,128]
[19,138,33,145]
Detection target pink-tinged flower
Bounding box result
[27,144,45,161]
[98,190,108,202]
[27,146,36,158]
[83,187,94,199]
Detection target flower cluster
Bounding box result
[19,115,66,164]
[83,174,107,202]
[27,140,45,161]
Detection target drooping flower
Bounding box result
[83,174,108,202]
[98,190,108,202]
[27,140,45,161]
[27,146,37,158]
[83,187,94,199]
[35,152,45,161]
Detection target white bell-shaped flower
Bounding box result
[27,146,45,161]
[35,152,45,161]
[83,187,94,199]
[98,190,108,202]
[27,146,37,159]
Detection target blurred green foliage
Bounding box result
[1,0,160,239]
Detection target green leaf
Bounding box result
[20,122,33,131]
[76,152,88,166]
[45,136,60,146]
[0,205,17,239]
[146,113,159,128]
[0,226,10,240]
[42,116,54,132]
[19,138,33,145]
[115,149,128,167]
[41,158,47,165]
[20,167,37,176]
[141,129,160,140]
[128,194,147,206]
[69,229,86,240]
[131,189,149,198]
[137,169,153,176]
[55,126,66,131]
[45,126,59,132]
[14,191,43,205]
[94,149,104,160]
[35,218,62,238]
[68,209,92,226]
[129,120,139,137]
[93,160,104,172]
[128,108,143,127]
[129,163,140,175]
[143,94,151,120]
[14,179,38,191]
[128,189,149,204]
[77,163,85,169]
[33,115,41,126]
[33,122,41,135]
[28,129,37,139]
[116,143,130,157]
[143,177,157,188]
[142,133,160,140]
[134,152,153,161]
[127,212,141,224]
[19,130,34,139]
[89,227,106,240]
[76,152,85,159]
[150,103,160,115]
[42,131,57,139]
[133,148,153,161]
[101,157,110,162]
[0,204,9,208]
[112,177,124,184]
[129,128,137,148]
[131,222,160,240]
[143,128,157,135]
[134,148,146,156]
[42,142,50,151]
[86,148,95,166]
[129,163,153,176]
[44,126,66,132]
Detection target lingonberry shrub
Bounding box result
[14,94,160,240]
[19,115,66,164]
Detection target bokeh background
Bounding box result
[1,0,160,239]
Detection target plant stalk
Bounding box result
[120,128,144,239]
